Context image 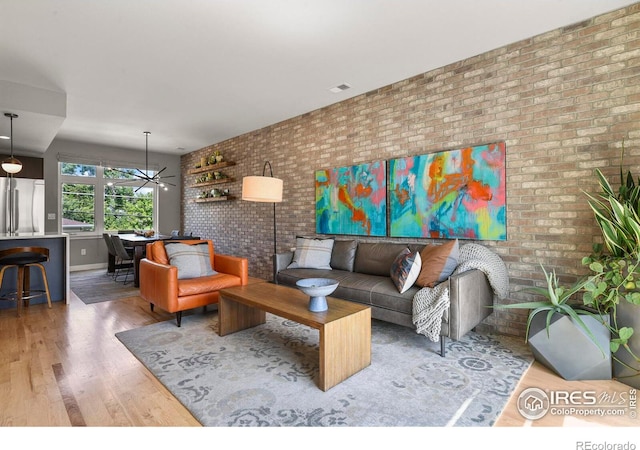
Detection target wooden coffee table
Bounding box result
[218,282,371,391]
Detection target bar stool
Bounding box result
[0,247,52,317]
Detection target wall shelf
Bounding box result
[193,195,235,203]
[188,161,235,175]
[188,177,235,188]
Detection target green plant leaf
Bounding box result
[611,341,621,353]
[618,327,634,341]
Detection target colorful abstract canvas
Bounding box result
[316,161,387,236]
[389,142,506,240]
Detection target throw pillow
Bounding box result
[416,239,459,288]
[287,237,334,269]
[165,242,218,280]
[330,240,358,272]
[390,248,422,294]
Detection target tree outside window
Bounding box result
[62,183,95,232]
[104,186,153,230]
[60,162,156,234]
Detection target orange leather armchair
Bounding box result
[139,239,248,326]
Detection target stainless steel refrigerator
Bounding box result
[0,177,45,233]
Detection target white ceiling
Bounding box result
[0,0,636,156]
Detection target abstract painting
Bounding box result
[315,161,387,236]
[389,142,506,240]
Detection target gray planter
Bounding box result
[528,311,611,381]
[613,300,640,388]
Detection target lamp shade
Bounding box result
[1,156,22,174]
[242,176,283,202]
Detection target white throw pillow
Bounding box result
[390,248,422,294]
[165,242,218,279]
[287,237,334,270]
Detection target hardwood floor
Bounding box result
[495,361,639,427]
[0,286,638,431]
[0,290,199,426]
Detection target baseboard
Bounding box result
[70,263,107,272]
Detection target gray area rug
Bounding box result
[71,269,139,304]
[116,311,533,426]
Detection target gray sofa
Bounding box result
[274,239,494,356]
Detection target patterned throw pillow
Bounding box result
[390,248,422,294]
[165,242,218,279]
[287,237,334,270]
[415,239,459,288]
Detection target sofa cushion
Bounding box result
[369,278,419,316]
[416,239,459,287]
[354,242,409,276]
[287,237,334,269]
[330,240,358,272]
[390,248,422,293]
[165,242,218,279]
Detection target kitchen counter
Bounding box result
[0,232,69,240]
[0,233,70,309]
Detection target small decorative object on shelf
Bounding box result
[197,188,231,200]
[188,161,235,175]
[296,278,339,312]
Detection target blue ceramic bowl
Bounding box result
[295,278,339,297]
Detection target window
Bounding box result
[62,182,96,232]
[60,161,158,234]
[104,185,154,230]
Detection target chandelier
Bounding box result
[110,131,175,192]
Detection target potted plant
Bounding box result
[494,264,611,380]
[582,141,640,387]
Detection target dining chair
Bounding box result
[102,233,118,278]
[110,235,134,284]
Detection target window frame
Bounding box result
[59,162,159,236]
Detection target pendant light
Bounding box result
[2,113,22,174]
[134,131,175,191]
[110,131,175,192]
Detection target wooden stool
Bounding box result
[0,247,52,317]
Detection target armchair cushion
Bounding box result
[165,242,217,279]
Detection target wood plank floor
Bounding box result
[0,289,199,427]
[0,285,638,431]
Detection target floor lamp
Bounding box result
[242,161,283,282]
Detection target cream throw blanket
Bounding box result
[412,243,509,342]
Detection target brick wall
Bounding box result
[181,4,640,337]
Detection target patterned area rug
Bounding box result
[116,311,532,427]
[71,269,139,304]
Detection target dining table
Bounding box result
[109,233,172,287]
